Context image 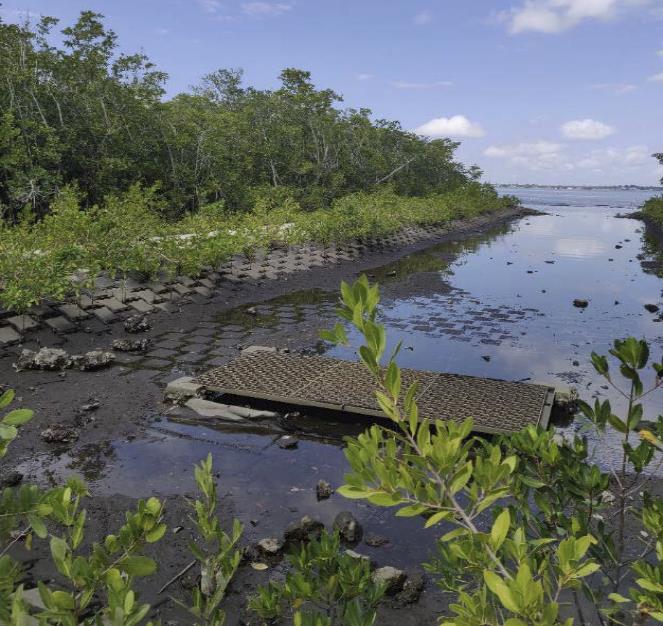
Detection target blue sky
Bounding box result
[2,0,662,185]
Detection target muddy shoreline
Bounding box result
[1,205,541,625]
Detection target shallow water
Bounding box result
[21,187,663,571]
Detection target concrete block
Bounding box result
[58,304,89,320]
[6,315,39,332]
[130,299,155,313]
[96,297,128,312]
[0,325,21,345]
[165,376,204,401]
[92,306,116,324]
[45,316,75,333]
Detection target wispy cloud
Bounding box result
[241,2,293,17]
[503,0,646,35]
[648,72,663,82]
[390,80,453,89]
[413,10,433,25]
[415,115,485,138]
[591,82,637,95]
[355,73,373,81]
[561,118,615,140]
[657,49,663,57]
[484,142,564,170]
[198,0,223,14]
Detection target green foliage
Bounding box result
[0,183,516,313]
[0,12,502,221]
[0,394,242,625]
[322,277,663,626]
[249,530,385,626]
[642,195,663,229]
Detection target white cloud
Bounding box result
[414,115,485,138]
[390,80,453,89]
[657,49,663,57]
[413,10,433,25]
[355,73,373,81]
[576,145,651,170]
[484,142,565,170]
[648,72,663,82]
[591,82,637,94]
[504,0,645,34]
[199,0,222,13]
[561,118,615,139]
[241,2,293,16]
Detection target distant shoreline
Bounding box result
[496,184,663,191]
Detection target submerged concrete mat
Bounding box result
[195,352,554,434]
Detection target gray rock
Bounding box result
[165,376,203,401]
[573,299,589,308]
[257,537,284,555]
[242,345,277,355]
[40,425,79,444]
[124,315,151,333]
[333,511,363,543]
[365,533,390,547]
[277,435,298,449]
[75,350,115,371]
[112,338,151,353]
[184,398,246,421]
[393,571,425,605]
[15,347,70,371]
[372,566,406,595]
[316,480,333,500]
[284,516,324,544]
[644,303,660,313]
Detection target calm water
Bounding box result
[328,187,663,468]
[18,186,663,570]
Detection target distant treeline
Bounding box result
[0,11,486,221]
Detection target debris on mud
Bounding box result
[80,399,100,412]
[644,303,660,313]
[316,480,333,500]
[573,299,589,308]
[124,315,151,333]
[256,537,284,556]
[112,338,151,353]
[40,424,79,444]
[334,511,363,544]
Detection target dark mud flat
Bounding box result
[0,206,534,625]
[4,195,663,623]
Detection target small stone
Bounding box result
[15,347,71,371]
[365,533,390,547]
[372,566,406,595]
[615,244,623,249]
[481,355,491,362]
[345,549,372,563]
[644,304,660,314]
[316,480,333,500]
[257,537,284,555]
[572,360,580,367]
[277,435,298,449]
[573,299,589,308]
[81,399,100,412]
[74,351,115,371]
[394,571,425,605]
[40,425,79,444]
[284,516,324,544]
[124,315,151,333]
[333,511,363,543]
[112,338,151,353]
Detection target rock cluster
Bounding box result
[15,348,114,372]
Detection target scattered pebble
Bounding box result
[124,315,151,333]
[316,480,333,500]
[277,435,298,449]
[40,425,79,444]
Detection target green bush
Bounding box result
[642,196,663,228]
[0,184,517,313]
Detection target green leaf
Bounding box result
[2,408,33,426]
[608,593,630,604]
[484,570,520,613]
[119,556,157,577]
[490,509,510,550]
[0,389,15,409]
[424,511,449,528]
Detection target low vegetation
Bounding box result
[2,278,663,625]
[642,196,663,229]
[0,183,516,314]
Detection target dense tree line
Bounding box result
[0,11,482,222]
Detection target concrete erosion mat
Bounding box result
[196,352,555,434]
